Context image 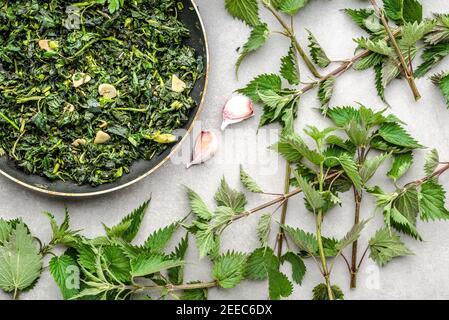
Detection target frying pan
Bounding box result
[0,0,209,197]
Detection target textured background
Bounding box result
[1,0,449,300]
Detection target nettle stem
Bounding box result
[299,29,402,95]
[128,280,218,293]
[263,3,321,78]
[350,189,363,289]
[231,171,343,223]
[277,162,292,257]
[316,162,334,300]
[370,0,421,101]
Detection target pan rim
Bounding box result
[0,0,210,197]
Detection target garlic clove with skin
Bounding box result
[186,131,218,169]
[221,95,254,130]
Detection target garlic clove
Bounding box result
[186,131,218,168]
[98,83,117,99]
[72,138,87,147]
[94,131,111,144]
[72,72,92,88]
[221,95,254,130]
[171,75,186,93]
[38,40,58,52]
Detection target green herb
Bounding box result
[0,0,202,186]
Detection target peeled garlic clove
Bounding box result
[187,131,218,168]
[221,96,254,130]
[72,138,87,147]
[72,72,92,88]
[38,40,58,52]
[98,83,117,99]
[94,131,111,144]
[152,133,177,144]
[171,75,186,93]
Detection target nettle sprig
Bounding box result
[186,105,449,299]
[228,0,449,128]
[0,201,250,300]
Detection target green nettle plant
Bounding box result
[186,105,449,299]
[0,202,246,300]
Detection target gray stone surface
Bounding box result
[1,0,449,300]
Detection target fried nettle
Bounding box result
[0,0,202,185]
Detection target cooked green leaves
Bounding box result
[0,0,202,186]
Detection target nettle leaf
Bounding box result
[378,123,423,149]
[49,253,79,300]
[399,21,435,47]
[415,43,449,78]
[369,228,413,266]
[0,223,43,293]
[104,200,149,242]
[240,166,263,193]
[420,180,449,221]
[245,247,279,280]
[424,149,439,176]
[307,30,331,68]
[282,225,318,254]
[271,133,323,164]
[383,0,423,24]
[280,252,306,285]
[130,254,183,278]
[337,153,363,192]
[273,0,309,16]
[102,245,131,283]
[312,283,344,300]
[431,71,449,108]
[326,106,359,127]
[294,173,325,211]
[213,251,247,289]
[335,220,367,252]
[318,76,336,114]
[354,52,384,71]
[195,229,216,258]
[0,219,11,244]
[168,235,189,285]
[389,206,421,240]
[258,93,299,129]
[257,213,272,248]
[280,46,300,85]
[224,0,260,26]
[344,8,379,34]
[424,14,449,45]
[388,152,413,181]
[186,188,212,221]
[144,222,178,253]
[355,38,394,56]
[238,74,282,103]
[236,23,270,72]
[268,268,293,300]
[215,177,247,213]
[360,153,390,184]
[271,135,303,163]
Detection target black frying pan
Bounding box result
[0,0,209,197]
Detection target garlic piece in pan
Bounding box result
[98,83,118,99]
[186,131,218,168]
[72,138,87,147]
[171,74,186,93]
[94,131,111,144]
[72,72,92,88]
[221,96,254,130]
